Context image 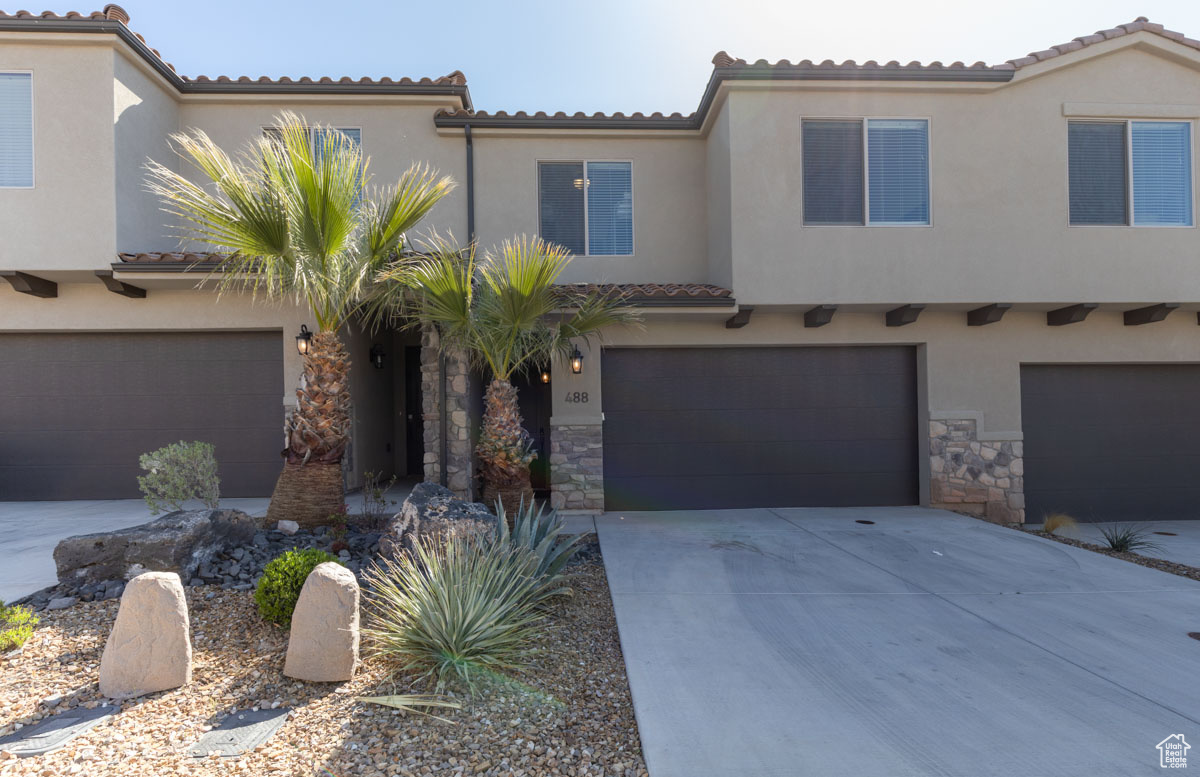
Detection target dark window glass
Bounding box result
[1068,121,1127,225]
[538,161,586,254]
[803,119,864,225]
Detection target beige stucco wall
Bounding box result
[470,133,708,285]
[724,38,1200,306]
[706,103,734,290]
[0,38,116,271]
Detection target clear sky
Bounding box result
[57,0,1200,114]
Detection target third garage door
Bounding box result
[601,346,918,510]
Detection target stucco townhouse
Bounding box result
[3,6,1200,524]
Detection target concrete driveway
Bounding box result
[597,507,1200,777]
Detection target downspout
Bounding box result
[465,123,475,242]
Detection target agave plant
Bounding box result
[1097,523,1162,554]
[495,498,583,580]
[146,112,453,527]
[377,235,638,510]
[362,533,571,692]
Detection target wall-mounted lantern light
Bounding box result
[570,346,584,374]
[540,368,551,384]
[295,324,313,356]
[370,344,386,370]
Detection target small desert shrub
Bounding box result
[1098,523,1162,554]
[254,548,342,627]
[361,471,399,529]
[495,498,583,581]
[137,440,220,514]
[363,534,571,692]
[1042,513,1078,536]
[0,601,38,652]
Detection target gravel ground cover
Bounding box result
[1017,526,1200,583]
[0,543,646,777]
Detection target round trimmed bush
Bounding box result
[254,548,343,627]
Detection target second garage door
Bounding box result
[601,346,919,511]
[1022,364,1200,522]
[0,331,284,500]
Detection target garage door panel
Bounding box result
[0,332,283,500]
[1022,365,1200,522]
[603,407,915,446]
[602,347,917,510]
[605,472,917,512]
[605,439,917,478]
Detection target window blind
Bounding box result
[0,73,33,187]
[1068,122,1127,225]
[867,119,929,225]
[585,161,633,255]
[538,162,586,254]
[1132,121,1192,226]
[802,119,863,225]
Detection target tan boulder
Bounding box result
[99,572,192,699]
[283,562,360,682]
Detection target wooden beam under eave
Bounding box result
[0,271,57,298]
[95,270,147,299]
[804,305,837,328]
[725,307,754,329]
[1047,303,1097,326]
[967,303,1011,326]
[1123,303,1178,326]
[885,304,925,327]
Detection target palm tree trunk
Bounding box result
[477,377,534,516]
[266,331,351,528]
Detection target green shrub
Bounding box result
[363,534,570,692]
[494,498,582,581]
[1098,523,1161,554]
[137,440,220,514]
[254,548,342,627]
[0,601,38,652]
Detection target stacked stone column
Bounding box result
[419,325,473,499]
[929,418,1025,523]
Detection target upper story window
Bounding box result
[0,72,33,188]
[538,161,633,256]
[802,118,930,226]
[263,125,361,155]
[1068,120,1193,226]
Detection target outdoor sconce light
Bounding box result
[295,324,313,356]
[370,344,386,370]
[570,346,584,374]
[540,368,551,384]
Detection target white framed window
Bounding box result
[1068,119,1193,227]
[262,125,361,155]
[538,160,634,255]
[0,71,33,188]
[801,118,930,226]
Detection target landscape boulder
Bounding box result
[283,562,359,682]
[54,509,256,587]
[378,482,498,558]
[99,571,192,699]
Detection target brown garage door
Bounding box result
[1021,364,1200,522]
[0,331,283,500]
[601,346,919,511]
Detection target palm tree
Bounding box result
[378,235,638,511]
[146,112,454,527]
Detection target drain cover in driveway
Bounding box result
[0,705,116,757]
[189,708,290,758]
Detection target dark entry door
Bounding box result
[404,345,424,477]
[601,346,919,511]
[0,331,283,500]
[1021,364,1200,522]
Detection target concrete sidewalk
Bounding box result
[598,507,1200,777]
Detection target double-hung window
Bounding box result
[0,72,33,188]
[538,161,633,255]
[802,118,930,226]
[1068,120,1193,226]
[263,125,361,155]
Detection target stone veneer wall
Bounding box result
[549,424,604,512]
[929,419,1025,524]
[420,325,473,499]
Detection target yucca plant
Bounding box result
[376,235,638,510]
[495,498,583,580]
[146,112,453,527]
[362,533,571,692]
[1097,523,1162,554]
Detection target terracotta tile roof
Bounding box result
[117,251,227,265]
[558,283,733,304]
[0,6,471,103]
[436,109,697,129]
